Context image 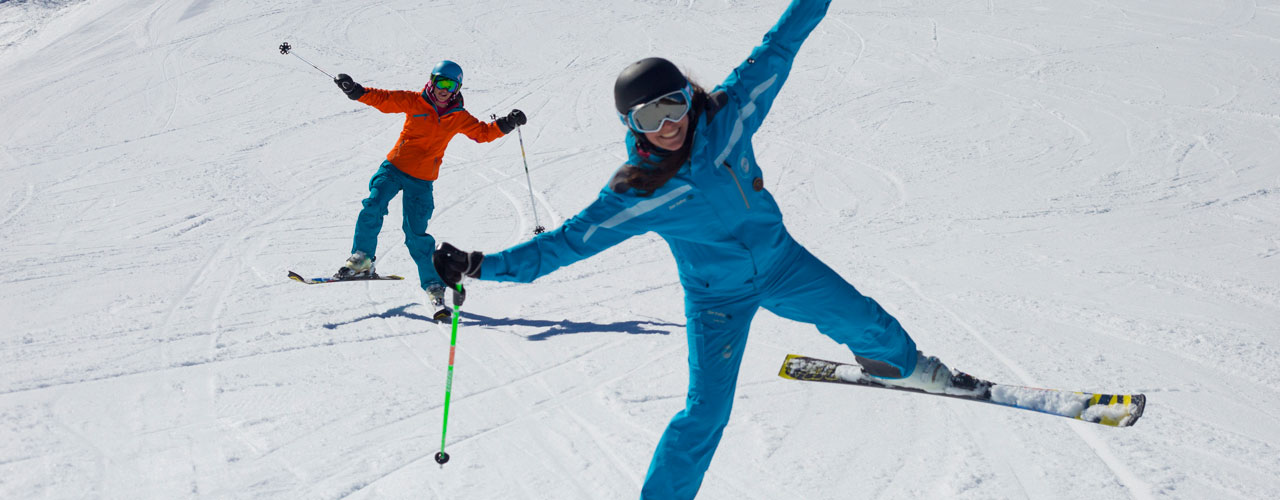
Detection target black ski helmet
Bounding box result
[614,57,688,115]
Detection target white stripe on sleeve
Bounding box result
[583,184,693,243]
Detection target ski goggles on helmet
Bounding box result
[432,75,461,93]
[619,84,692,133]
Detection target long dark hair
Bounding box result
[614,83,708,195]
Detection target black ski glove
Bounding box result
[334,73,366,100]
[495,109,527,134]
[433,242,484,287]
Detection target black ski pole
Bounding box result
[278,42,334,79]
[516,126,546,235]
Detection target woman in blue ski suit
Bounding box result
[435,0,952,497]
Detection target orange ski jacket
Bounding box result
[357,88,507,181]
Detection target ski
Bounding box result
[432,308,451,322]
[778,354,1145,427]
[287,270,404,284]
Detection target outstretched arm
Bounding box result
[455,111,508,143]
[356,88,421,114]
[479,191,641,283]
[333,73,419,113]
[456,109,527,143]
[721,0,832,133]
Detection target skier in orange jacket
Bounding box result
[333,61,526,310]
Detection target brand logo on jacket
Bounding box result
[668,193,694,210]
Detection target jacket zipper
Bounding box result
[723,162,751,209]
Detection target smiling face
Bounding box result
[429,85,455,105]
[642,114,689,151]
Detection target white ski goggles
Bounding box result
[619,85,692,133]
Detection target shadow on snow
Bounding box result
[322,303,434,329]
[462,311,682,340]
[323,304,683,340]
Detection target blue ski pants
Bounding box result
[351,161,445,291]
[639,242,917,500]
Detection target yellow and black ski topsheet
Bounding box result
[778,354,1145,427]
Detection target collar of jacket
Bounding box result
[627,133,672,167]
[422,91,466,117]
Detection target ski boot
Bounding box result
[868,351,953,394]
[428,284,450,322]
[336,251,374,278]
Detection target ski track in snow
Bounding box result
[0,183,34,227]
[892,272,1154,499]
[3,0,1279,499]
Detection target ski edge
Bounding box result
[778,354,1146,428]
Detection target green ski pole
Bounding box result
[434,283,465,467]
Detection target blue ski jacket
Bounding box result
[480,0,832,297]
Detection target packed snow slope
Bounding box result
[2,0,1278,498]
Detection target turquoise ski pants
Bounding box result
[351,161,445,291]
[640,242,917,499]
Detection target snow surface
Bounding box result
[2,0,1279,498]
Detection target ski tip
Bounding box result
[1122,393,1147,427]
[287,271,307,283]
[1085,392,1147,427]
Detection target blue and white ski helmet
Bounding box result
[431,60,464,86]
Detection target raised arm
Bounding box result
[720,0,832,133]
